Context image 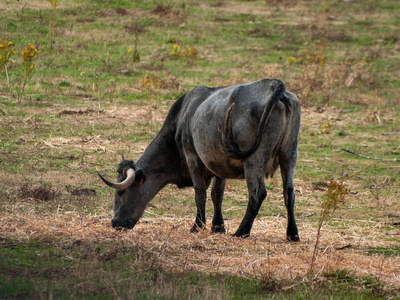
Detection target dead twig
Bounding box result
[342,149,400,162]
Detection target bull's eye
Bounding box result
[117,190,125,197]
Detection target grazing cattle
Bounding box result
[99,78,301,241]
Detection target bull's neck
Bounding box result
[136,130,183,186]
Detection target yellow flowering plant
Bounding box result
[0,38,16,87]
[141,75,165,104]
[286,56,297,65]
[128,47,140,63]
[320,121,332,134]
[125,20,146,63]
[170,43,197,58]
[17,43,39,103]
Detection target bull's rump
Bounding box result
[190,79,288,179]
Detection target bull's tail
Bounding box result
[222,79,289,160]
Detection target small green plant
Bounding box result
[300,45,327,101]
[0,38,16,87]
[310,179,348,273]
[125,20,146,63]
[48,0,60,49]
[17,43,38,103]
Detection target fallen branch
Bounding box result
[342,149,400,162]
[335,244,352,250]
[383,132,400,136]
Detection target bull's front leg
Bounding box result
[211,176,226,233]
[234,168,266,238]
[191,187,207,232]
[186,153,211,233]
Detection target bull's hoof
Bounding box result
[233,232,250,238]
[211,224,226,234]
[287,235,300,242]
[190,224,205,233]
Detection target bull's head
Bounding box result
[98,155,146,229]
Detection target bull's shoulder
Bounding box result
[185,85,224,103]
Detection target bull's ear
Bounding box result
[134,168,145,184]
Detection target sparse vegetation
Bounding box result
[310,179,348,273]
[47,0,60,49]
[0,38,15,87]
[1,0,399,298]
[125,19,146,63]
[17,43,38,103]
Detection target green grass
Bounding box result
[1,236,397,299]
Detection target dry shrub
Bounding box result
[303,23,353,43]
[289,47,376,104]
[139,74,184,104]
[115,7,129,16]
[66,185,97,198]
[327,60,375,90]
[310,180,348,273]
[265,0,298,7]
[208,73,245,87]
[18,182,59,202]
[132,73,183,95]
[59,108,103,115]
[260,274,282,293]
[163,73,184,92]
[255,64,285,81]
[152,4,187,25]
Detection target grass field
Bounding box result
[1,0,399,298]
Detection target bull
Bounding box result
[99,78,301,241]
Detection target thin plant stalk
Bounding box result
[310,180,348,274]
[0,39,16,87]
[309,164,375,274]
[17,43,38,103]
[48,0,59,49]
[17,75,28,104]
[5,66,10,87]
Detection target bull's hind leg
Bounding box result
[211,176,226,233]
[234,161,267,237]
[280,153,300,242]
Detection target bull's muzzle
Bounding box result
[111,218,137,230]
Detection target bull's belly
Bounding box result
[192,126,247,179]
[202,156,245,179]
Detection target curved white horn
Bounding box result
[98,168,136,190]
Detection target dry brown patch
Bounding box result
[1,209,399,289]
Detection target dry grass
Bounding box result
[1,206,399,290]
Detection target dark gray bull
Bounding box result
[99,78,301,241]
